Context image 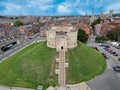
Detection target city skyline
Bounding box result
[0,0,120,16]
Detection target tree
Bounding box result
[91,17,103,27]
[114,26,120,42]
[13,20,23,27]
[95,36,109,43]
[106,26,120,41]
[77,29,88,43]
[106,30,117,41]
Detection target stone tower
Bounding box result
[100,11,103,17]
[90,9,94,25]
[109,9,113,18]
[47,26,78,52]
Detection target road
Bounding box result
[0,35,46,62]
[87,42,120,90]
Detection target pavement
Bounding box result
[0,85,35,90]
[87,70,120,90]
[47,82,91,90]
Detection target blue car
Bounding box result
[110,51,116,54]
[113,66,120,72]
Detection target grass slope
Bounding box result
[0,41,106,89]
[0,41,57,89]
[66,41,106,83]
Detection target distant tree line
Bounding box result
[95,36,109,43]
[95,26,120,42]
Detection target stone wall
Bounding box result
[46,30,56,48]
[67,31,78,48]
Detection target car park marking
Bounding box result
[115,72,120,80]
[107,60,113,70]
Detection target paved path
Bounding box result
[0,85,35,90]
[58,50,66,86]
[47,82,91,90]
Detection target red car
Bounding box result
[105,48,110,51]
[113,54,118,56]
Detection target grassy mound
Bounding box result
[0,41,106,89]
[66,41,106,83]
[0,41,57,89]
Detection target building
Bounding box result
[100,19,120,35]
[75,24,91,36]
[94,24,102,35]
[47,26,78,51]
[17,25,34,36]
[99,9,113,19]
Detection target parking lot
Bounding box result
[87,42,120,90]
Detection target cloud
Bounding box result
[0,2,27,15]
[0,0,120,16]
[57,5,72,14]
[76,0,80,3]
[57,1,73,14]
[105,2,120,13]
[78,10,85,15]
[27,0,54,10]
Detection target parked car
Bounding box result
[113,54,118,56]
[116,45,120,49]
[109,50,113,53]
[109,50,116,54]
[104,45,110,48]
[92,47,99,51]
[113,66,120,72]
[105,48,110,51]
[102,53,108,59]
[99,44,105,47]
[110,51,116,54]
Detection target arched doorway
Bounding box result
[61,46,63,50]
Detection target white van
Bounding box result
[111,42,119,46]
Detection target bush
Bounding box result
[13,20,23,27]
[118,58,120,61]
[95,36,109,43]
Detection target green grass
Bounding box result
[66,41,106,84]
[0,41,57,89]
[0,41,106,89]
